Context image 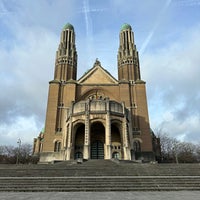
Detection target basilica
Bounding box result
[33,23,160,163]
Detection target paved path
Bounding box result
[1,175,200,179]
[1,191,200,200]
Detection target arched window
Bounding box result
[54,141,61,152]
[133,141,141,152]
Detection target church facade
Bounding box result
[33,23,160,163]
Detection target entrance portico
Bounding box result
[65,99,131,160]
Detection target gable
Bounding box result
[78,65,118,84]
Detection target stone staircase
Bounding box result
[0,160,200,191]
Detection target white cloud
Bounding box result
[176,0,200,6]
[0,1,62,145]
[0,25,58,118]
[0,0,200,146]
[0,116,39,146]
[141,24,200,143]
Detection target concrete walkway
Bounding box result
[1,191,200,200]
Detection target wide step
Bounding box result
[1,161,200,191]
[0,176,200,192]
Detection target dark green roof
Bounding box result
[63,23,74,30]
[121,23,132,31]
[41,127,45,133]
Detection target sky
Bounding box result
[0,0,200,146]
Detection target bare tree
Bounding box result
[178,142,197,163]
[156,129,198,163]
[156,129,178,162]
[0,143,34,164]
[19,143,32,164]
[195,143,200,162]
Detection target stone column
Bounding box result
[83,100,90,160]
[127,107,135,161]
[122,115,130,160]
[66,103,74,160]
[66,119,72,160]
[63,108,68,160]
[105,100,112,159]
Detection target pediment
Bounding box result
[78,64,118,84]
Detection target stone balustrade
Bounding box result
[71,99,125,116]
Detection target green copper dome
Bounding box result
[41,127,45,133]
[121,23,132,31]
[63,23,74,30]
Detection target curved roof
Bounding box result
[63,23,74,30]
[121,23,132,31]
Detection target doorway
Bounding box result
[90,122,105,159]
[91,140,104,159]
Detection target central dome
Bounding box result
[121,23,132,31]
[63,23,74,30]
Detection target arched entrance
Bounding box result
[90,122,105,159]
[111,123,122,159]
[134,140,141,160]
[74,123,85,159]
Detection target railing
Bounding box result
[71,100,124,116]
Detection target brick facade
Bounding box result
[33,23,159,163]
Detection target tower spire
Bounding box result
[54,23,77,81]
[117,23,141,81]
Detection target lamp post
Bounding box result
[173,146,179,164]
[16,138,21,164]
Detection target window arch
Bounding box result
[54,141,61,152]
[133,140,141,152]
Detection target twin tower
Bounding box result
[33,23,159,163]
